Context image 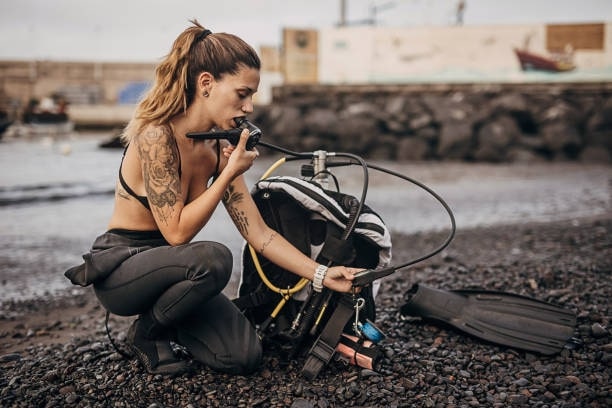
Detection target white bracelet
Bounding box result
[312,264,328,292]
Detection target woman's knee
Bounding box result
[186,241,233,288]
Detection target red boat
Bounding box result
[514,48,576,72]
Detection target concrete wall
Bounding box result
[0,60,156,106]
[319,22,612,84]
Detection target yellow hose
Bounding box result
[248,244,309,296]
[260,157,286,179]
[247,156,310,317]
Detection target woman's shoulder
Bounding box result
[135,123,175,145]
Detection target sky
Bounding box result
[1,0,611,62]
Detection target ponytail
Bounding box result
[122,19,260,143]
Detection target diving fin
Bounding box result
[400,283,577,355]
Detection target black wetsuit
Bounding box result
[89,144,261,374]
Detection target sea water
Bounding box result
[0,132,610,302]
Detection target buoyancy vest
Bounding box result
[234,176,392,364]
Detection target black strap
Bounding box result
[105,311,132,359]
[208,141,221,187]
[232,287,276,311]
[337,334,382,370]
[318,233,355,265]
[215,140,220,178]
[302,294,355,380]
[118,148,151,210]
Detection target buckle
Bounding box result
[302,338,336,380]
[308,338,335,364]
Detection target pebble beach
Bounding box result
[1,214,610,407]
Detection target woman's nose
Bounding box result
[241,98,254,114]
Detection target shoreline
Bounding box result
[2,142,610,305]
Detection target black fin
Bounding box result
[400,283,577,355]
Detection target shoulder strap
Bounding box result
[118,145,151,210]
[253,176,392,269]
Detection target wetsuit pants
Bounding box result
[92,230,262,374]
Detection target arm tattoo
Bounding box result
[260,232,276,255]
[223,183,249,236]
[137,126,181,225]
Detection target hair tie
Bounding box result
[196,29,212,42]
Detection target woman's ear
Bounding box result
[198,72,214,96]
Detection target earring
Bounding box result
[203,91,209,97]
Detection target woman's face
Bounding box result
[208,65,260,130]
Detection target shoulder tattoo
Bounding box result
[136,126,181,224]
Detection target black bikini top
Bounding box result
[118,146,152,210]
[118,141,220,211]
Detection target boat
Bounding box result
[514,48,576,72]
[7,97,74,138]
[11,113,75,137]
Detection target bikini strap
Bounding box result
[118,144,151,210]
[208,141,221,187]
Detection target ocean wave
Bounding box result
[0,182,114,206]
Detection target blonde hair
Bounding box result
[122,19,260,143]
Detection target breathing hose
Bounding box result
[253,139,456,287]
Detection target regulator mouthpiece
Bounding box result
[234,117,262,140]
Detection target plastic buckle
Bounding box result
[309,339,335,364]
[302,339,336,380]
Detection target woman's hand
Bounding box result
[322,266,364,293]
[222,128,259,178]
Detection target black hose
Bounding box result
[256,140,456,274]
[365,162,456,270]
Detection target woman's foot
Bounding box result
[127,318,190,376]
